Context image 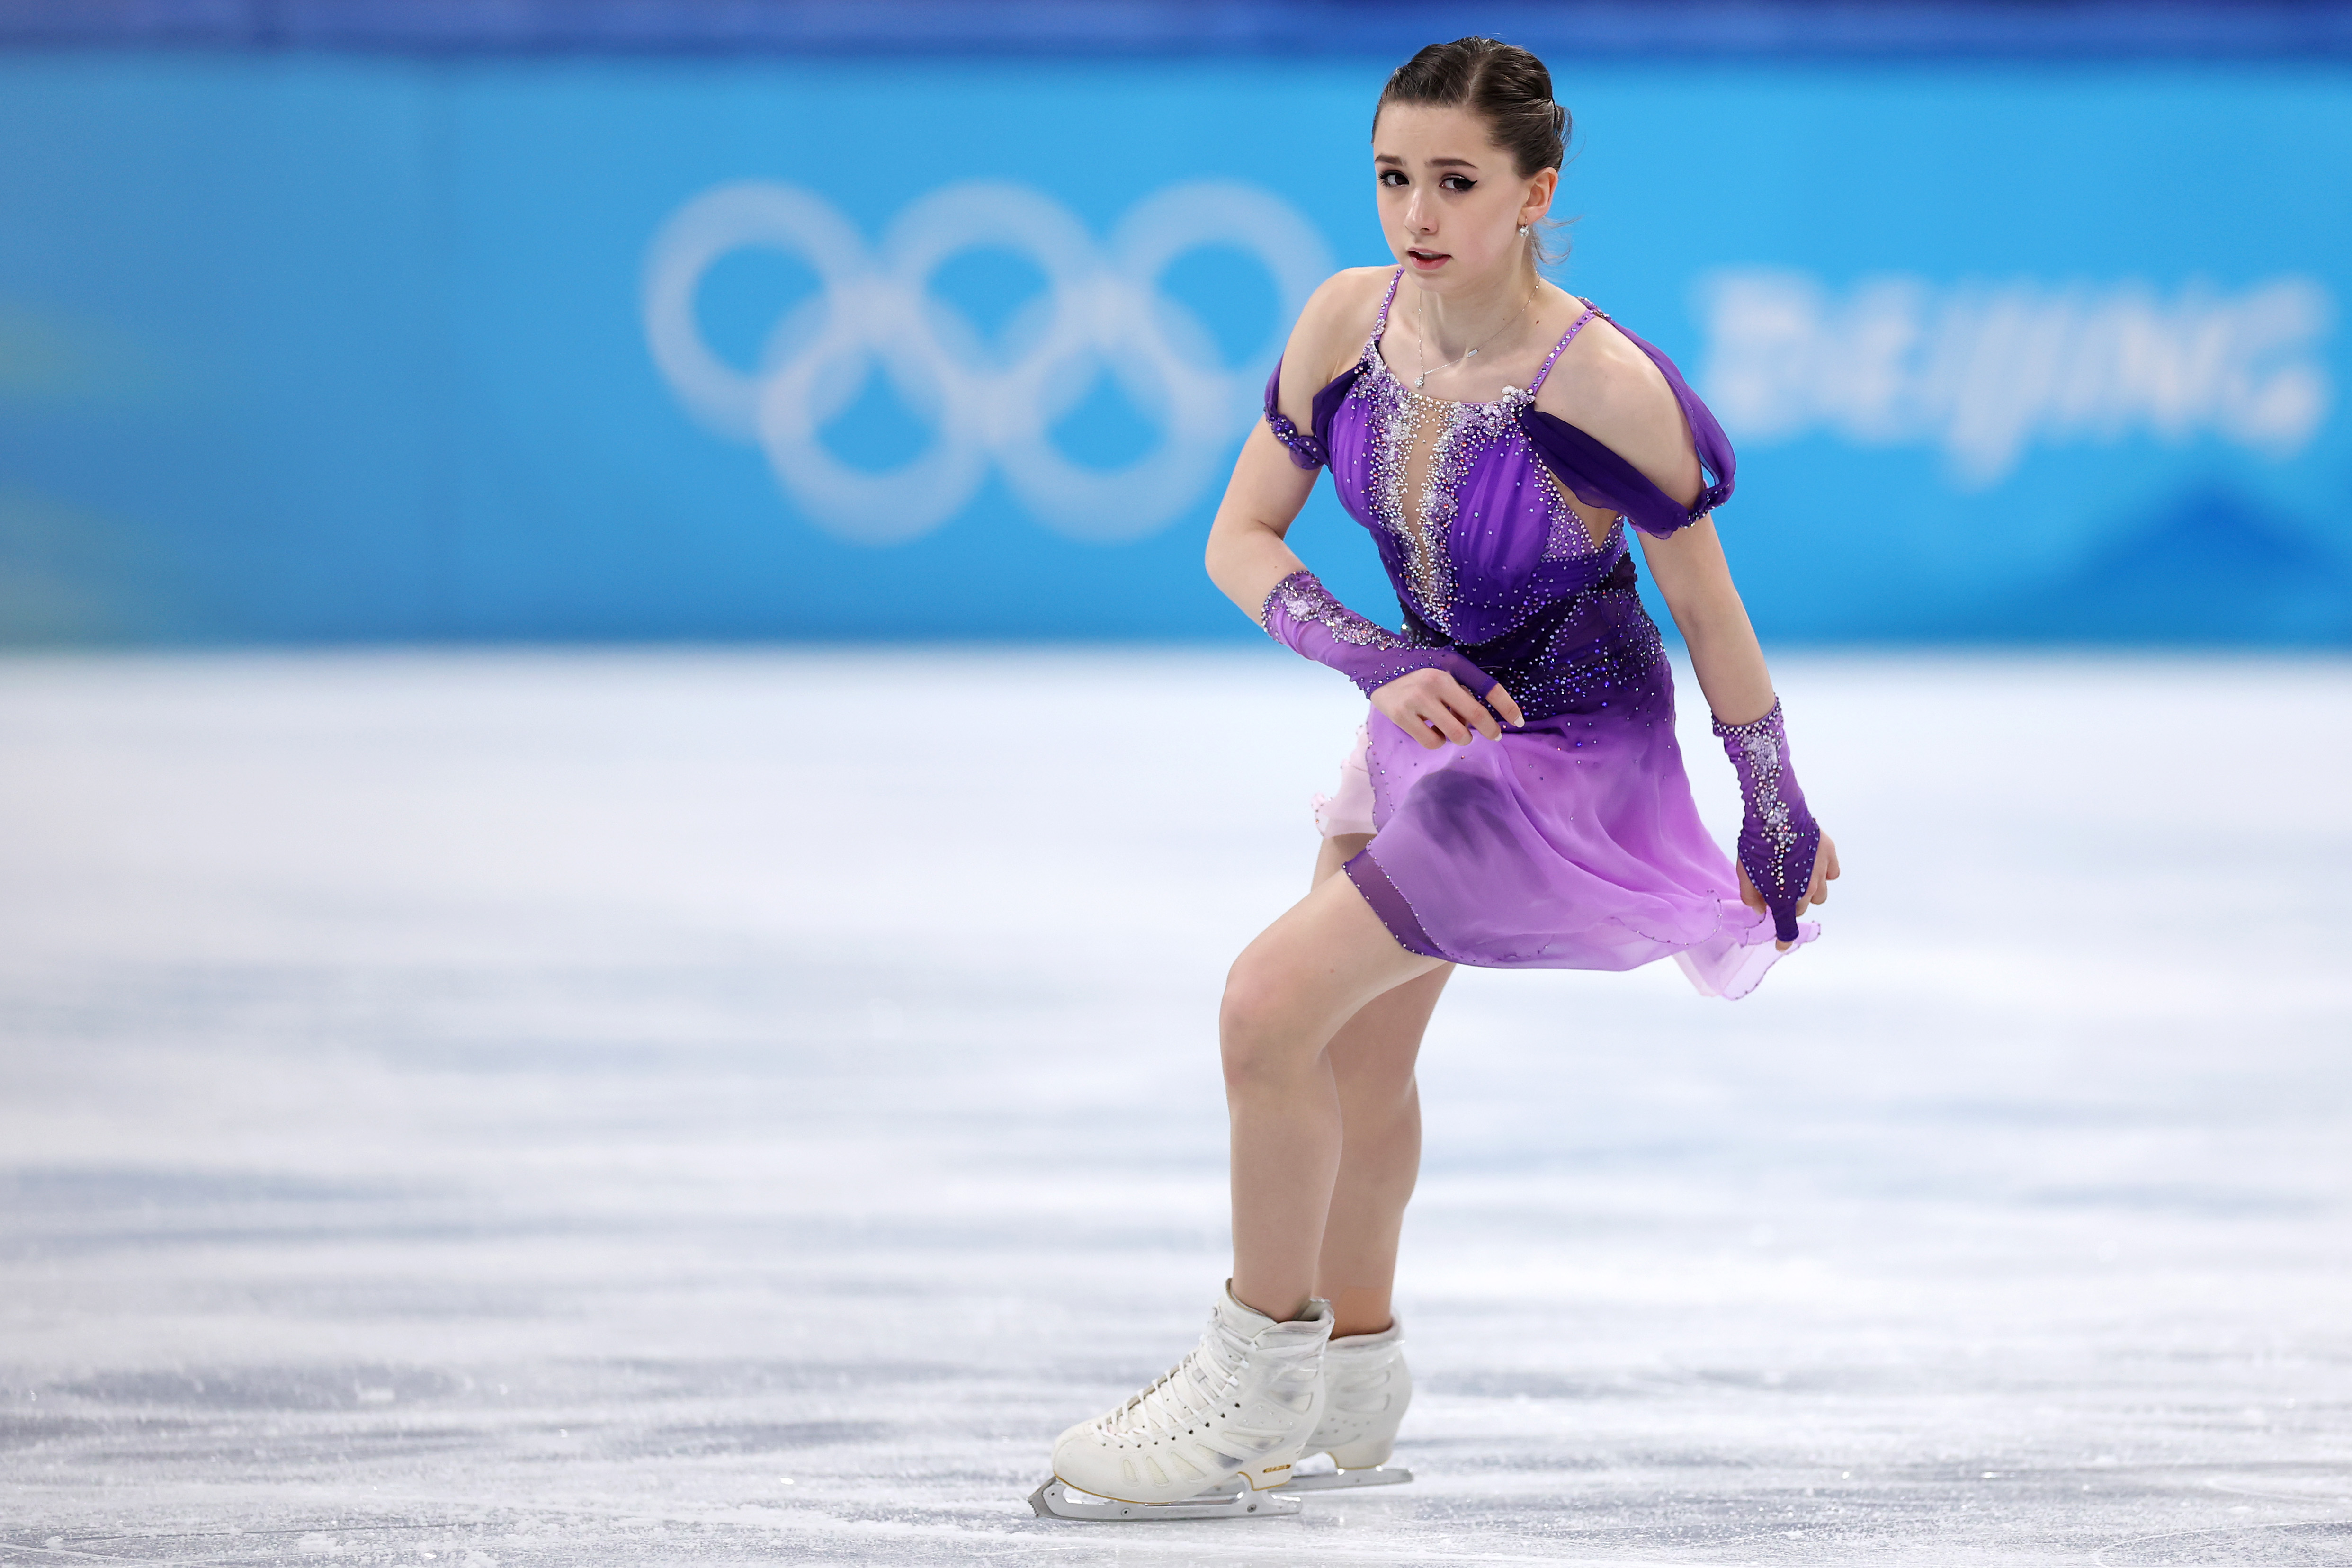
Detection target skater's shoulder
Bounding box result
[1301,265,1401,330]
[1283,267,1399,386]
[1531,308,1706,511]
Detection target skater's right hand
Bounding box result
[1371,669,1524,749]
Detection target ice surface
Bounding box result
[1,647,2348,1566]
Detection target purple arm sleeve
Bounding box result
[1262,570,1497,700]
[1711,698,1823,943]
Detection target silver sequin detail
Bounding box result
[1366,374,1459,629]
[1352,349,1607,636]
[1712,699,1802,898]
[1262,571,1412,650]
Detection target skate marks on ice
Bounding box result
[0,650,2349,1566]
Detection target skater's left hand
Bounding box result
[1740,833,1839,950]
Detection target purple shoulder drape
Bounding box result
[1515,320,1735,539]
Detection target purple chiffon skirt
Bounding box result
[1330,672,1816,999]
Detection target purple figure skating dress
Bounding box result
[1263,269,1816,998]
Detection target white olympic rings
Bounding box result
[643,179,1333,546]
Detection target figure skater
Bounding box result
[1031,36,1839,1522]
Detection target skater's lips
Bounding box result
[1405,248,1450,268]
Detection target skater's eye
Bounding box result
[1440,175,1476,192]
[1378,169,1409,187]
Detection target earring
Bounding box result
[1518,225,1530,238]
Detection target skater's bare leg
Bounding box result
[1305,833,1449,1339]
[1222,856,1445,1324]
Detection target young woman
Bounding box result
[1033,36,1839,1519]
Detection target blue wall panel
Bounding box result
[0,53,2347,644]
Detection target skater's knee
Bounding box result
[1217,954,1318,1089]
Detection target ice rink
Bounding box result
[3,647,2348,1567]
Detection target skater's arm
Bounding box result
[1559,350,1838,935]
[1538,332,1773,725]
[1207,269,1522,747]
[1633,518,1774,727]
[1205,269,1392,624]
[1203,422,1323,625]
[1642,520,1839,934]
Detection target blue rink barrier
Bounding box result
[0,50,2348,645]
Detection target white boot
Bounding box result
[1286,1316,1413,1490]
[1032,1284,1331,1519]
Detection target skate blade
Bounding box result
[1279,1464,1413,1492]
[1028,1476,1302,1521]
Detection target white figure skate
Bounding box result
[1028,1284,1331,1522]
[1281,1315,1413,1492]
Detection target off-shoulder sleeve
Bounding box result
[1516,318,1735,539]
[1262,358,1329,471]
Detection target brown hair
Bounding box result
[1374,37,1571,264]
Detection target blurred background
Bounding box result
[5,6,2350,1566]
[2,0,2347,649]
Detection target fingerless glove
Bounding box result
[1711,698,1821,944]
[1261,570,1496,699]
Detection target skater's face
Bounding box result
[1371,103,1556,291]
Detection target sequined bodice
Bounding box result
[1259,268,1739,717]
[1328,344,1621,645]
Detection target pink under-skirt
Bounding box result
[1312,709,1815,1001]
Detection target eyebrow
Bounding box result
[1373,153,1481,169]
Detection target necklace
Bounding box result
[1414,284,1540,390]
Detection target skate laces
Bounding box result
[1097,1311,1253,1441]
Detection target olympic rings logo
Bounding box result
[643,179,1333,545]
